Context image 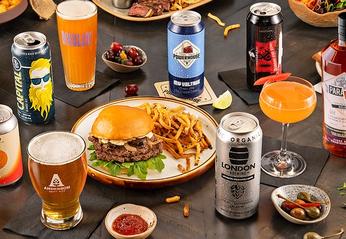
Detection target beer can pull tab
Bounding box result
[23,34,40,46]
[229,119,244,131]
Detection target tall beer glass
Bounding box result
[56,0,97,91]
[28,131,87,230]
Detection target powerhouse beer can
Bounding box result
[246,2,283,91]
[0,105,23,186]
[11,31,55,124]
[215,112,262,219]
[168,10,205,99]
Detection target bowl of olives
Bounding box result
[102,42,147,73]
[271,184,331,225]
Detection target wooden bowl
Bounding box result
[288,0,346,27]
[102,45,147,73]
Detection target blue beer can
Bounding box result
[168,11,205,99]
[11,32,55,124]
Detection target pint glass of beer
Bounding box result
[28,131,87,230]
[56,0,97,91]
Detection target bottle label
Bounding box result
[322,71,346,145]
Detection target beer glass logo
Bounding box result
[173,40,200,69]
[44,173,70,192]
[49,174,64,187]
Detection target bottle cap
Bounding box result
[338,12,346,43]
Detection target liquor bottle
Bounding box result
[321,13,346,158]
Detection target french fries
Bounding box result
[170,0,202,11]
[138,103,212,171]
[165,195,181,203]
[0,0,20,13]
[224,24,241,38]
[208,13,226,27]
[183,204,190,217]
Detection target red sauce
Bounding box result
[112,214,148,235]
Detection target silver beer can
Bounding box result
[215,112,262,219]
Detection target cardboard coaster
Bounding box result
[154,78,217,106]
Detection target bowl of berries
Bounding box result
[102,41,147,73]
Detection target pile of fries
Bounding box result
[0,0,21,13]
[138,103,212,173]
[170,0,202,11]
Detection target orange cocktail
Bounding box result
[259,76,317,178]
[259,81,316,123]
[57,1,97,91]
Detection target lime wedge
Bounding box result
[212,90,233,109]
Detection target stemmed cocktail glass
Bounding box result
[259,76,317,178]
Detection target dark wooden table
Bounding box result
[1,0,345,238]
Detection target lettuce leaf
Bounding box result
[88,144,166,180]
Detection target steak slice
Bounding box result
[128,3,154,17]
[88,135,163,163]
[138,0,170,12]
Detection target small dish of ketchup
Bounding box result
[105,204,157,239]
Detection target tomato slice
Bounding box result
[253,73,292,86]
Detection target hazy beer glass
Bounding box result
[28,132,87,230]
[56,0,97,91]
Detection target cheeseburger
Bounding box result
[88,105,163,163]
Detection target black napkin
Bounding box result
[261,136,329,188]
[3,183,114,239]
[218,68,259,105]
[54,71,120,108]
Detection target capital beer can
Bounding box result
[168,10,205,99]
[11,31,55,124]
[0,105,23,186]
[215,112,262,219]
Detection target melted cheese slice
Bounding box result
[98,132,154,146]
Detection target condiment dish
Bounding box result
[105,203,157,239]
[102,45,147,73]
[271,184,331,225]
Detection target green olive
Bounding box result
[290,207,306,220]
[297,192,313,202]
[305,207,321,219]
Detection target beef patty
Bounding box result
[88,135,163,163]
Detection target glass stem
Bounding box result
[280,123,289,157]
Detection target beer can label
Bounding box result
[215,126,262,219]
[168,29,204,97]
[12,44,55,124]
[0,125,23,185]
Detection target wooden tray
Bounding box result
[92,0,212,22]
[72,97,217,189]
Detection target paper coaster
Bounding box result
[154,78,217,106]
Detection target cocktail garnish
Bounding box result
[253,72,292,86]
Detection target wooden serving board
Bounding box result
[92,0,212,22]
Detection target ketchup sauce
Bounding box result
[112,214,148,235]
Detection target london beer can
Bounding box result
[168,10,205,99]
[11,31,55,124]
[215,112,262,219]
[0,105,23,186]
[246,2,283,91]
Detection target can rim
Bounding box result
[220,112,260,134]
[27,131,86,166]
[250,2,281,17]
[171,10,201,27]
[13,32,47,50]
[0,104,13,124]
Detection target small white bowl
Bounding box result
[271,184,331,225]
[102,45,147,73]
[105,204,157,239]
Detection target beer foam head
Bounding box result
[57,0,97,20]
[28,131,86,165]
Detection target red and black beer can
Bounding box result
[246,2,283,91]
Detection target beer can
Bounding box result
[215,112,262,219]
[168,10,205,99]
[11,31,55,124]
[246,2,283,91]
[0,105,23,186]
